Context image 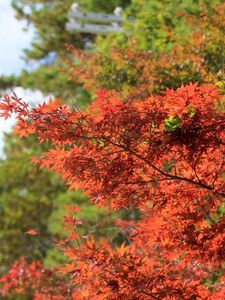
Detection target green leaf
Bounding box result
[164,115,181,132]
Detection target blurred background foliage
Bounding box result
[7,0,131,97]
[0,0,224,279]
[71,0,224,98]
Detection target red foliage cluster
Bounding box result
[0,82,225,299]
[0,256,70,299]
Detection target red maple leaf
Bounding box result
[25,229,38,236]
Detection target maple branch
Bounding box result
[54,127,225,198]
[101,136,225,198]
[211,156,225,188]
[106,266,161,300]
[125,178,174,185]
[188,162,201,183]
[173,158,178,177]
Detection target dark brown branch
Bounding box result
[212,156,225,187]
[102,136,225,198]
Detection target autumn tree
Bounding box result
[0,82,225,299]
[69,2,225,99]
[0,1,224,298]
[124,0,222,51]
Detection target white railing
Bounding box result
[66,3,125,35]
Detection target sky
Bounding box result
[0,0,47,156]
[0,0,33,76]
